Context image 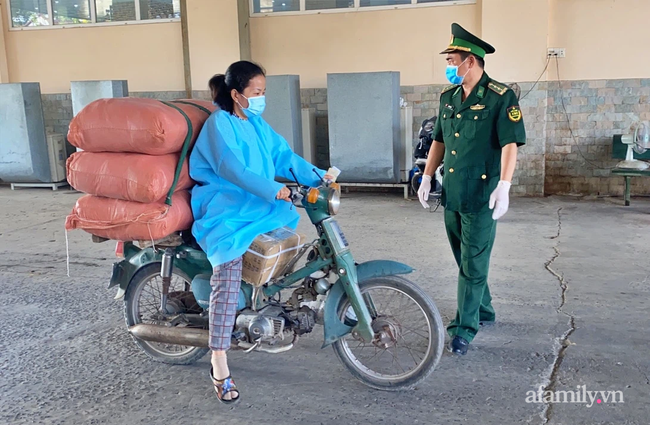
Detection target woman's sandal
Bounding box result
[210,367,240,404]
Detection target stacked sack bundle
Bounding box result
[64,98,216,242]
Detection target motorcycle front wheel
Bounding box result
[123,263,209,365]
[332,275,444,391]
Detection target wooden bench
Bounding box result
[611,135,650,206]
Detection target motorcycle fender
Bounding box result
[321,260,413,348]
[109,260,136,290]
[108,246,160,290]
[109,244,212,300]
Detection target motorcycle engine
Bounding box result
[235,306,287,344]
[234,305,317,345]
[288,306,316,335]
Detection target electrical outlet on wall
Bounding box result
[547,48,566,58]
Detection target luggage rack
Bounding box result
[91,233,184,248]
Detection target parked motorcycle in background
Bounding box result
[409,117,444,210]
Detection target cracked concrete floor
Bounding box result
[0,187,649,425]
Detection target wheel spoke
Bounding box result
[399,338,423,365]
[130,270,198,358]
[400,325,430,340]
[386,348,406,374]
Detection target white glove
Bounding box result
[489,180,511,220]
[418,175,432,209]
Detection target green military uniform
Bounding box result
[433,23,526,343]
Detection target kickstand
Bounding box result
[243,338,262,353]
[429,199,441,213]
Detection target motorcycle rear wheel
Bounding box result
[123,263,209,365]
[332,275,444,391]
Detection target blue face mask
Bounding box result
[445,59,469,85]
[240,94,266,117]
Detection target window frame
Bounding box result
[6,0,181,31]
[250,0,476,17]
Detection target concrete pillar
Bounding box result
[327,71,401,183]
[481,0,550,82]
[186,0,241,92]
[475,0,483,38]
[0,2,10,84]
[264,75,303,156]
[180,0,192,98]
[301,108,317,165]
[237,0,252,61]
[0,83,50,183]
[481,1,549,197]
[70,80,129,116]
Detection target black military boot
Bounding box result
[447,336,469,355]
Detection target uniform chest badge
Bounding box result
[470,104,485,110]
[507,106,522,122]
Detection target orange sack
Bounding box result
[66,151,193,204]
[65,191,194,241]
[67,98,216,155]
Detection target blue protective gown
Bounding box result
[189,110,326,268]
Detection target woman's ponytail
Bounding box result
[209,74,226,103]
[207,61,265,114]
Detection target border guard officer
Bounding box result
[418,23,526,355]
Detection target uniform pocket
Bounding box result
[462,109,490,140]
[465,165,488,206]
[441,113,454,140]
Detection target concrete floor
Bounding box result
[0,186,648,425]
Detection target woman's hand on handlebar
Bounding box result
[276,186,292,202]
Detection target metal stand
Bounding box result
[10,182,69,191]
[611,168,650,206]
[339,183,409,200]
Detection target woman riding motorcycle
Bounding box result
[189,61,332,403]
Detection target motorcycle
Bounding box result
[109,171,445,391]
[409,117,444,209]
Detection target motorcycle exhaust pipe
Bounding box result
[128,324,209,348]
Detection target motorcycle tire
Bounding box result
[123,263,209,365]
[410,171,422,195]
[332,275,445,391]
[410,171,438,197]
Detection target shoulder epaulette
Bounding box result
[441,84,458,94]
[488,81,508,96]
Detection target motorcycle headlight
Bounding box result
[327,188,340,215]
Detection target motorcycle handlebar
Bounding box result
[287,179,335,207]
[289,186,304,206]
